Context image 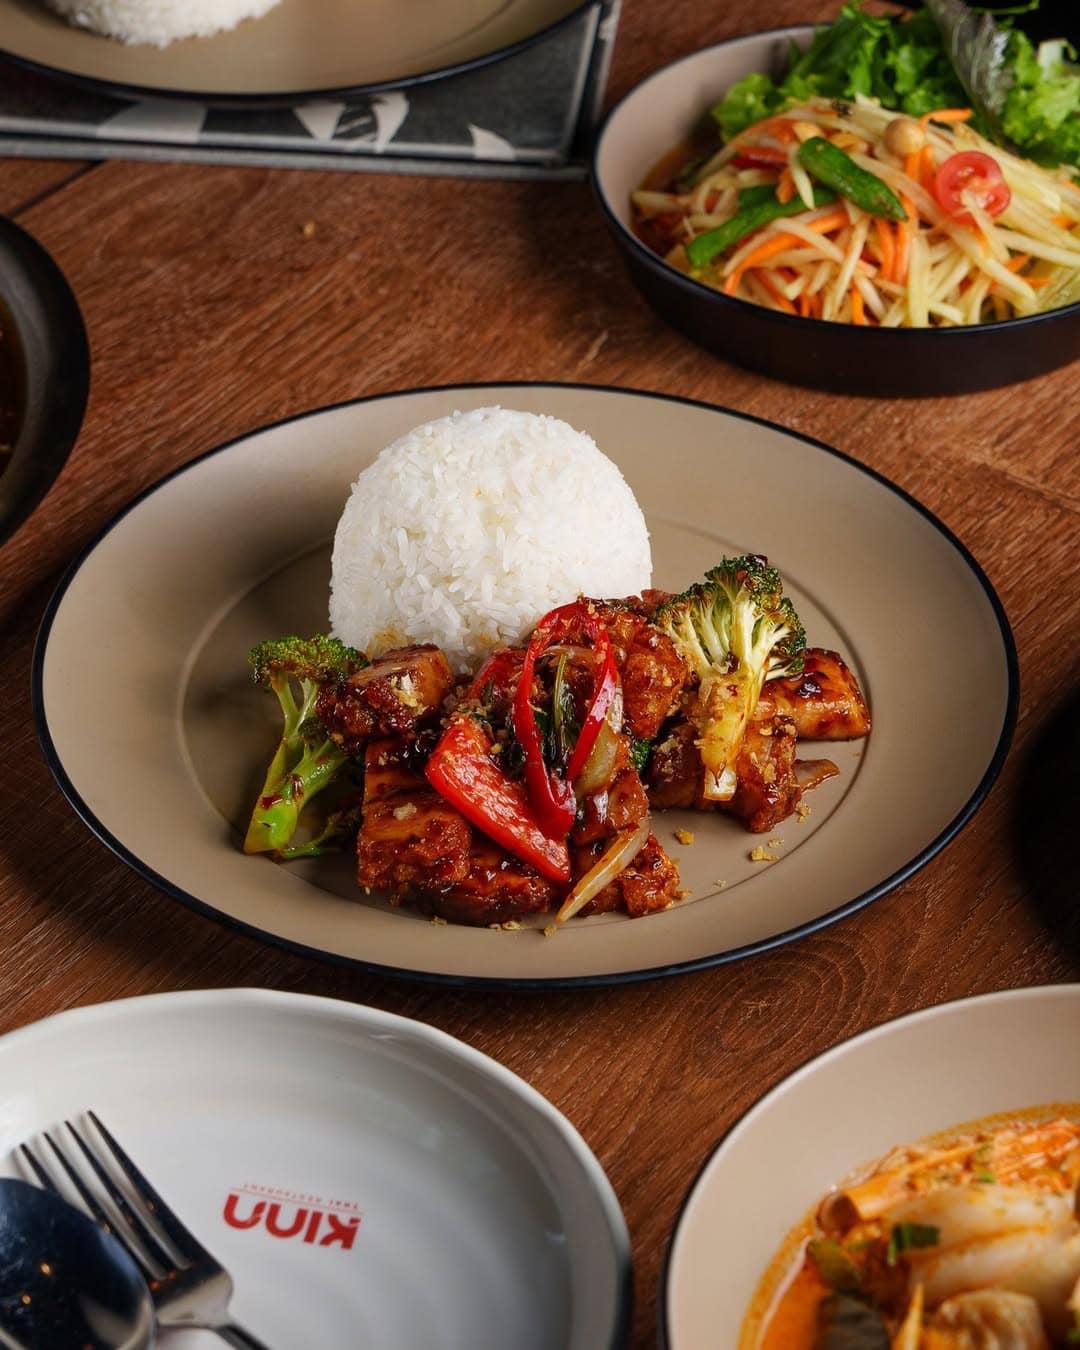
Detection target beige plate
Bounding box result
[662,984,1080,1348]
[0,0,587,102]
[33,384,1016,987]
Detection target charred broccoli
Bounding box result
[652,556,806,801]
[243,635,366,856]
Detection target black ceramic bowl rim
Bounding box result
[589,26,1080,395]
[0,216,90,546]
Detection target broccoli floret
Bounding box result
[243,635,366,856]
[273,795,364,861]
[652,556,805,801]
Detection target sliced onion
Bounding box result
[556,816,650,924]
[573,686,624,797]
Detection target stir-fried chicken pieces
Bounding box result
[757,648,871,740]
[286,598,868,924]
[591,600,689,739]
[317,644,453,752]
[410,841,555,927]
[356,737,470,890]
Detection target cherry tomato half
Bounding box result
[933,151,1011,223]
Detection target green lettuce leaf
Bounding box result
[708,1,1079,168]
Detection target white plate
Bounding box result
[662,983,1080,1349]
[0,0,589,103]
[33,383,1017,986]
[0,988,630,1349]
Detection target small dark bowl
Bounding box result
[0,215,89,545]
[590,27,1080,397]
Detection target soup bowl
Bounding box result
[661,984,1080,1347]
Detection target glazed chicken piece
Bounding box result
[646,709,837,831]
[592,600,690,739]
[720,714,814,834]
[410,839,555,926]
[571,727,651,845]
[645,717,705,811]
[757,647,871,740]
[317,643,453,753]
[356,737,471,890]
[572,833,681,917]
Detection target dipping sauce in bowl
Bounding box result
[0,312,21,471]
[0,217,88,545]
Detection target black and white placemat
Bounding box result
[0,0,618,179]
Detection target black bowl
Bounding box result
[0,215,89,545]
[590,27,1080,397]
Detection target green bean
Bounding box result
[685,187,837,269]
[796,137,907,221]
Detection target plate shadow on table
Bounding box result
[1012,675,1080,969]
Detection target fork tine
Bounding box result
[86,1110,212,1265]
[57,1115,182,1274]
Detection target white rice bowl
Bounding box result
[329,407,653,672]
[42,0,282,46]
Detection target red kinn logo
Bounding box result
[223,1187,362,1249]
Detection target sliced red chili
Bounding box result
[514,600,619,837]
[424,713,570,883]
[732,147,788,169]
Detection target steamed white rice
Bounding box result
[329,407,652,672]
[43,0,281,46]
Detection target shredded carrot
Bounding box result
[919,108,973,129]
[1005,253,1031,272]
[919,144,936,194]
[874,218,895,282]
[1051,214,1073,228]
[903,151,920,183]
[850,285,866,325]
[776,168,796,204]
[804,209,850,236]
[755,270,798,313]
[727,210,849,286]
[1026,275,1054,287]
[893,197,915,284]
[798,291,812,318]
[755,117,797,144]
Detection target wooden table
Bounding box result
[2,3,1077,1344]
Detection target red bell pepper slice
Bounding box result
[463,648,524,703]
[513,601,619,838]
[424,713,570,883]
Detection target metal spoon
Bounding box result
[0,1177,155,1349]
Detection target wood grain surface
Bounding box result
[2,2,1079,1345]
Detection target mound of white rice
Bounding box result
[329,407,652,672]
[44,0,281,46]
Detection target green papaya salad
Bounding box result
[631,1,1080,326]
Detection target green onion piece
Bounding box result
[886,1222,940,1266]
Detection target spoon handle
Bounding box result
[214,1324,274,1349]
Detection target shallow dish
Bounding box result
[590,27,1080,396]
[661,983,1080,1348]
[0,0,591,104]
[0,215,89,547]
[33,383,1016,987]
[0,986,630,1349]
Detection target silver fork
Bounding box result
[18,1111,271,1349]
